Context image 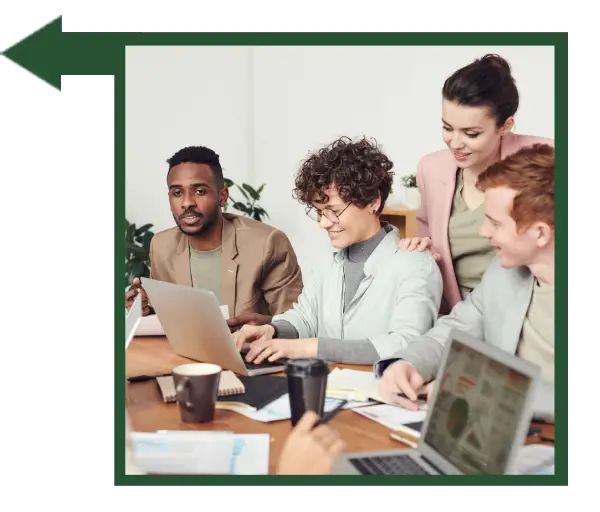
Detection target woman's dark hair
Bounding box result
[442,54,519,126]
[293,136,394,215]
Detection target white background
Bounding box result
[126,45,554,276]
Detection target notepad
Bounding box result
[326,368,428,407]
[326,368,386,403]
[156,371,245,403]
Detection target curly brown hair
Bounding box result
[293,136,394,215]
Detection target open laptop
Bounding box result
[333,329,541,475]
[141,277,286,376]
[125,292,143,350]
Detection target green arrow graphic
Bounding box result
[2,17,567,92]
[2,16,123,90]
[3,17,64,89]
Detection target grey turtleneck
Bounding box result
[271,224,392,364]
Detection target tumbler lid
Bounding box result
[285,358,329,377]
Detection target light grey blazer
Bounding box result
[273,228,443,361]
[374,258,554,421]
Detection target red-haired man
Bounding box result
[378,143,556,422]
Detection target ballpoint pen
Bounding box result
[127,372,172,383]
[314,400,348,427]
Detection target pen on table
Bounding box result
[396,392,428,401]
[314,400,348,427]
[395,381,433,402]
[389,432,419,449]
[127,372,172,383]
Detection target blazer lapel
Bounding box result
[173,232,192,286]
[437,155,458,271]
[220,217,238,316]
[501,269,535,353]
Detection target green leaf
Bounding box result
[242,183,260,201]
[125,224,135,245]
[236,185,250,201]
[126,243,147,257]
[135,223,153,235]
[233,202,251,214]
[132,260,147,278]
[256,184,265,195]
[142,231,153,253]
[224,178,234,188]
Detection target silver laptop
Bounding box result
[141,277,286,376]
[125,292,143,350]
[333,329,541,475]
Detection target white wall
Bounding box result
[126,45,554,277]
[125,46,254,232]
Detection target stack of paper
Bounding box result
[130,430,269,474]
[353,403,427,433]
[513,444,555,475]
[135,305,230,336]
[227,394,373,423]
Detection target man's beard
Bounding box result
[174,207,219,237]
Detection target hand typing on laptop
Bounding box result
[233,324,318,363]
[226,312,273,333]
[378,361,434,410]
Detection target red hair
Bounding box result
[477,143,554,231]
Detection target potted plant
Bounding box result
[400,174,420,209]
[125,219,154,288]
[224,178,269,222]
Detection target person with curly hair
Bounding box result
[233,136,443,365]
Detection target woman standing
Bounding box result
[401,54,553,312]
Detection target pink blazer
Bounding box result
[416,132,554,311]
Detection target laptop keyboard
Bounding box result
[348,454,430,475]
[240,353,288,371]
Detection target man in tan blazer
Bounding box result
[125,146,302,328]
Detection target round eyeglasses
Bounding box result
[305,203,351,224]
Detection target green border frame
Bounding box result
[112,33,568,487]
[2,27,568,487]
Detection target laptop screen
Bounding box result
[422,338,533,474]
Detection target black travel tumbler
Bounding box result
[285,358,329,426]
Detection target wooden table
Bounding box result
[126,337,401,474]
[380,208,417,238]
[126,337,554,474]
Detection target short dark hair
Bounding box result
[293,136,394,215]
[166,146,224,188]
[442,54,519,126]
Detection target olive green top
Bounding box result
[448,169,495,297]
[517,280,554,383]
[189,245,222,302]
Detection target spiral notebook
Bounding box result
[157,371,245,402]
[156,374,288,412]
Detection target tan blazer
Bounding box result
[149,213,303,317]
